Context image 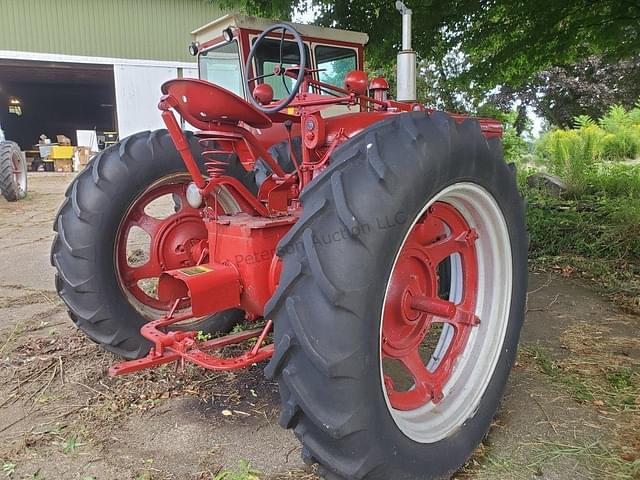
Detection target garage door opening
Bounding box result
[0,59,116,151]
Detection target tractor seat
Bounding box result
[161,78,272,130]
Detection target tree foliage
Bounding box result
[534,56,640,128]
[229,0,639,85]
[223,0,640,125]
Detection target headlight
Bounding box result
[186,182,203,208]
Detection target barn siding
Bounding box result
[0,0,228,62]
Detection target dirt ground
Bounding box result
[0,174,638,480]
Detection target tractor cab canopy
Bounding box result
[191,14,369,102]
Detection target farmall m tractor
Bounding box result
[52,6,527,480]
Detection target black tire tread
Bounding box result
[266,112,527,480]
[0,141,26,202]
[51,130,245,359]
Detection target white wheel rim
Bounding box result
[380,182,513,443]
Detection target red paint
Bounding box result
[207,213,298,316]
[344,70,369,95]
[369,77,390,90]
[161,78,272,130]
[158,263,241,317]
[252,83,274,105]
[109,309,274,376]
[116,182,209,312]
[381,202,480,411]
[109,21,502,377]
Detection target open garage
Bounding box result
[0,0,222,173]
[0,59,117,151]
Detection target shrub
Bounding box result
[526,193,640,261]
[527,102,640,313]
[536,127,604,195]
[598,104,640,160]
[587,163,640,198]
[534,102,640,193]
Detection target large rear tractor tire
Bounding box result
[51,130,247,359]
[0,141,27,202]
[265,112,527,479]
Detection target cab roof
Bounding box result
[191,14,369,47]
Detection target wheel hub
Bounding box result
[154,214,206,270]
[116,181,208,312]
[382,252,435,358]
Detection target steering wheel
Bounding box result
[244,23,307,114]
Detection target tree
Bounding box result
[534,56,640,128]
[229,0,639,85]
[224,0,640,125]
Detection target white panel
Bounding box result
[114,65,178,138]
[182,67,199,79]
[76,130,99,151]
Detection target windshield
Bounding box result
[252,38,311,100]
[199,41,243,97]
[198,37,359,100]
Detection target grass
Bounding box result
[520,345,596,403]
[521,344,640,410]
[466,442,640,480]
[517,339,640,476]
[2,463,16,477]
[524,187,640,314]
[528,443,640,480]
[459,342,640,480]
[520,104,640,315]
[212,460,261,480]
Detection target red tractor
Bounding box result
[52,7,527,480]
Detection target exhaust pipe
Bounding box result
[395,1,416,102]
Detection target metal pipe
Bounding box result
[401,6,412,50]
[395,1,417,102]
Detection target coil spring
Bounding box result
[199,137,232,178]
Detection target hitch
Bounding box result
[109,299,274,376]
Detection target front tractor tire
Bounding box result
[265,112,527,479]
[51,130,245,359]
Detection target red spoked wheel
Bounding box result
[115,174,238,320]
[380,182,513,444]
[382,202,479,411]
[52,130,251,359]
[265,113,526,479]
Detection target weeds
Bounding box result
[195,330,213,342]
[521,343,640,409]
[62,435,79,454]
[522,102,640,312]
[460,441,640,480]
[533,102,640,195]
[524,178,640,313]
[530,442,640,480]
[520,345,595,403]
[212,460,261,480]
[2,463,16,477]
